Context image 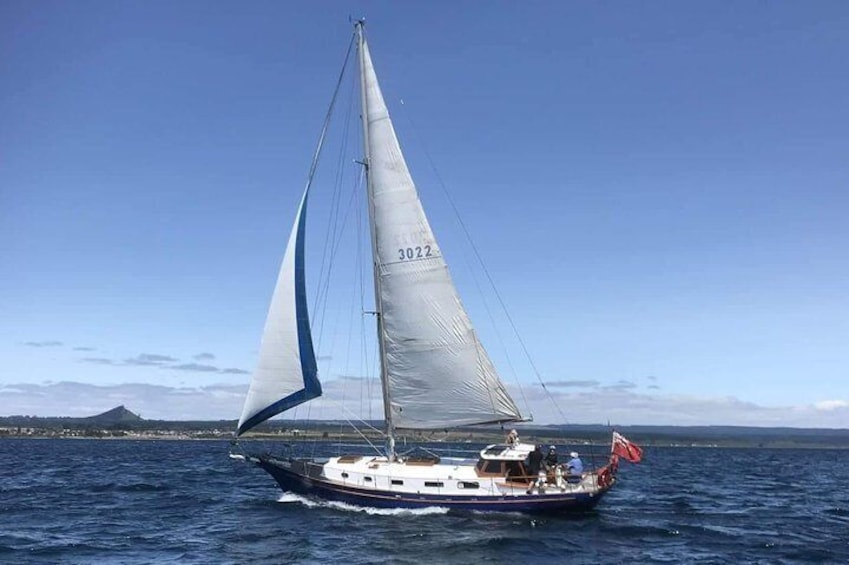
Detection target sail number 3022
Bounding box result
[398,246,433,260]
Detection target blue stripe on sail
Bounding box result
[237,193,321,437]
[237,388,315,436]
[293,190,321,401]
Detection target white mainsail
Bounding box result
[360,38,522,429]
[237,189,320,436]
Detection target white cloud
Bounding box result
[0,380,847,428]
[170,363,220,373]
[544,380,600,388]
[124,353,179,366]
[77,352,249,376]
[512,385,849,428]
[814,400,849,411]
[22,340,63,348]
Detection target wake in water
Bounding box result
[276,493,532,521]
[276,492,449,516]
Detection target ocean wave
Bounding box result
[90,482,171,493]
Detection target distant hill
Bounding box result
[0,404,149,429]
[84,405,143,424]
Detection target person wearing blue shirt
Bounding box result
[567,451,583,478]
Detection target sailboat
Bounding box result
[233,21,634,513]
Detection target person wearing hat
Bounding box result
[543,446,560,487]
[567,451,584,479]
[544,445,559,469]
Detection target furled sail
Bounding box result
[237,189,320,436]
[361,38,522,429]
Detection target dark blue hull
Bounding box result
[251,455,610,514]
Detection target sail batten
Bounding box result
[360,37,522,429]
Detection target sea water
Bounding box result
[2,439,847,564]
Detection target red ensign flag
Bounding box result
[612,431,643,463]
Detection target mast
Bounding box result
[355,20,396,461]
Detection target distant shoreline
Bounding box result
[4,409,848,449]
[3,431,849,449]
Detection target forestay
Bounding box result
[360,38,522,429]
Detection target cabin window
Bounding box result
[341,472,349,478]
[391,479,403,486]
[483,461,502,474]
[424,481,444,488]
[364,476,373,482]
[505,461,524,478]
[458,481,479,489]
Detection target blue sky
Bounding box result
[2,1,847,426]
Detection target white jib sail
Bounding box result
[237,189,320,436]
[361,38,521,429]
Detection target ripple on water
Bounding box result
[3,440,849,565]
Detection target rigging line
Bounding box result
[312,70,358,318]
[312,68,356,348]
[299,114,350,431]
[347,176,366,365]
[313,172,361,353]
[308,32,355,333]
[327,71,358,257]
[357,169,374,425]
[398,100,568,423]
[458,239,531,415]
[336,367,349,440]
[342,419,382,456]
[336,167,369,420]
[353,169,376,423]
[343,167,378,425]
[469,326,503,418]
[369,343,379,422]
[312,124,362,358]
[344,408,386,436]
[361,306,370,418]
[360,276,372,421]
[355,167,368,316]
[337,181,363,439]
[336,247,360,442]
[340,406,386,457]
[332,173,367,441]
[326,174,360,264]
